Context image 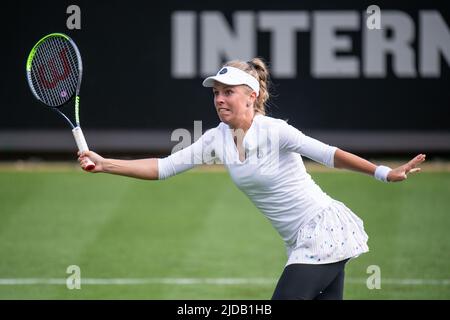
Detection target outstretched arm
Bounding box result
[78,151,159,180]
[333,149,426,182]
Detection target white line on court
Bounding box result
[0,278,449,286]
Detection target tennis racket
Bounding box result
[26,32,95,170]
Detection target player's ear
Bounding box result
[247,91,257,107]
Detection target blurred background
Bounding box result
[0,0,449,300]
[2,0,449,159]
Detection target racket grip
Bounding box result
[72,126,95,170]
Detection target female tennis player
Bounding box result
[78,58,426,300]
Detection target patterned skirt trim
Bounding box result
[286,200,369,266]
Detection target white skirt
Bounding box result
[286,200,369,266]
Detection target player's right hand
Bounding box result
[78,150,104,173]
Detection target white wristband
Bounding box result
[374,165,392,182]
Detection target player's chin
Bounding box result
[217,113,233,124]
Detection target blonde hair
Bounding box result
[224,58,270,115]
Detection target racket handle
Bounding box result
[72,126,95,171]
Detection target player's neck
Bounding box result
[230,111,255,133]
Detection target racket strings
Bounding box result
[32,41,64,106]
[33,41,58,105]
[30,37,80,107]
[45,38,77,105]
[32,40,59,105]
[54,38,79,101]
[30,42,52,104]
[36,38,76,112]
[40,39,66,106]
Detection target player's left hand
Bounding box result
[387,154,426,182]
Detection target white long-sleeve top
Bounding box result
[158,114,338,248]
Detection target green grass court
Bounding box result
[0,166,449,299]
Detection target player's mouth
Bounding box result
[218,107,231,112]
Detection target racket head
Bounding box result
[26,33,82,108]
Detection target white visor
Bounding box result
[202,66,260,97]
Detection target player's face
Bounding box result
[212,82,253,126]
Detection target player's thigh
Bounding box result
[315,269,345,300]
[271,260,346,300]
